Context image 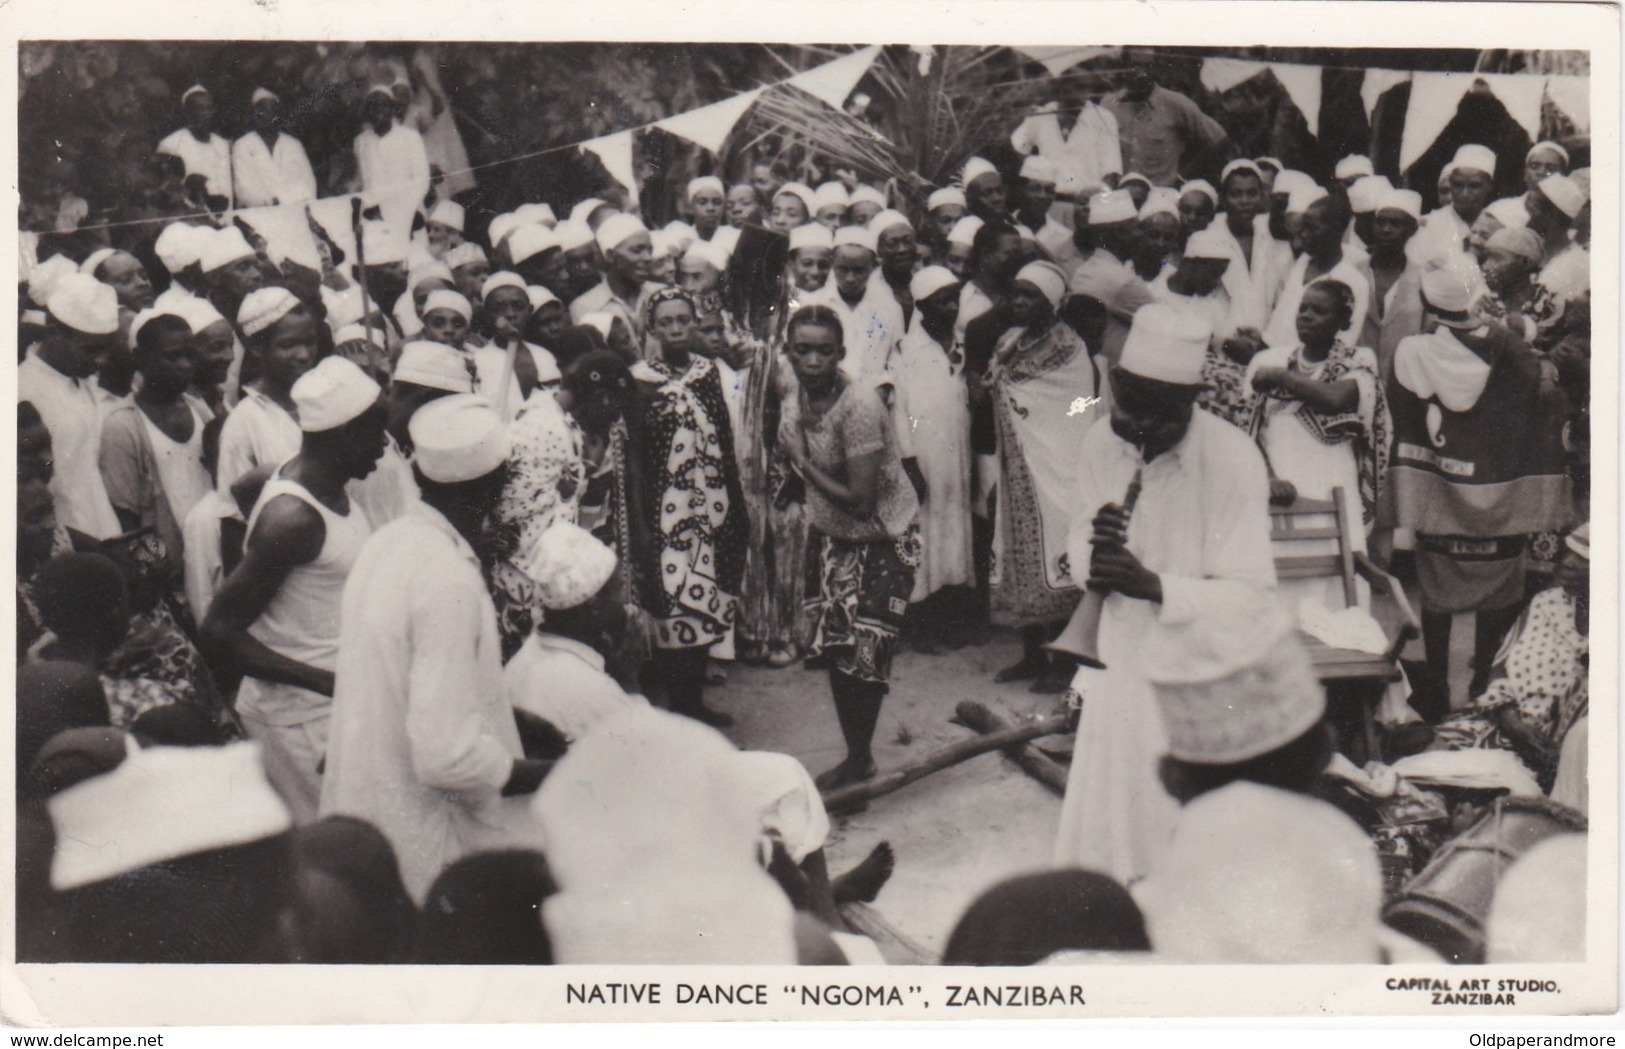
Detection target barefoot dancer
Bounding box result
[781,305,920,789]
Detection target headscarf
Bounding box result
[943,870,1151,965]
[643,285,695,333]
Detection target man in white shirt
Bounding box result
[1262,193,1372,350]
[1409,143,1498,274]
[354,85,432,239]
[1485,141,1570,231]
[1204,160,1292,335]
[1055,304,1276,885]
[19,274,123,539]
[321,395,554,902]
[158,85,233,210]
[1010,97,1123,200]
[232,88,318,208]
[826,226,906,381]
[568,213,661,345]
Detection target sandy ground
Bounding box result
[706,592,1473,962]
[714,629,1071,961]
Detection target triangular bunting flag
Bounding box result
[1014,46,1120,77]
[1201,57,1268,95]
[1268,62,1323,137]
[1545,75,1589,132]
[1361,69,1410,121]
[656,87,765,154]
[1400,72,1478,171]
[788,45,881,110]
[582,131,638,197]
[1476,72,1546,141]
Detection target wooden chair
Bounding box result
[1271,488,1422,762]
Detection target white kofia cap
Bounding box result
[487,212,523,247]
[1420,264,1476,314]
[946,215,984,247]
[45,273,119,335]
[832,226,878,254]
[1376,188,1423,222]
[909,265,959,303]
[251,87,279,106]
[481,271,529,302]
[812,181,850,213]
[774,182,816,215]
[201,227,256,274]
[927,187,967,211]
[1450,143,1498,178]
[568,197,608,226]
[1537,174,1587,219]
[687,176,725,201]
[410,393,511,483]
[1179,179,1218,207]
[1088,189,1137,225]
[291,356,381,432]
[427,200,465,231]
[1148,595,1323,764]
[1347,175,1394,214]
[595,213,648,255]
[867,209,912,236]
[515,203,558,228]
[1335,154,1374,180]
[1286,183,1329,215]
[683,240,730,272]
[789,224,834,253]
[48,741,292,892]
[442,242,489,271]
[510,224,561,265]
[79,247,118,277]
[961,156,999,186]
[394,339,475,393]
[237,286,302,337]
[422,288,474,323]
[1139,187,1180,220]
[1182,225,1233,260]
[555,220,596,253]
[525,521,619,610]
[1118,303,1210,386]
[1013,261,1067,309]
[28,254,81,306]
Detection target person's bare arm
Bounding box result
[201,495,335,697]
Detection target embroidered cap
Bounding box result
[46,273,120,335]
[525,521,619,610]
[394,339,475,393]
[292,356,381,432]
[237,286,302,337]
[410,393,511,483]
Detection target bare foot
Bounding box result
[815,757,878,792]
[831,841,895,904]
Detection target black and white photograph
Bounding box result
[4,0,1618,1028]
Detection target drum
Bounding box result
[1383,795,1587,963]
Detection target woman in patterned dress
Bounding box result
[1431,527,1589,791]
[637,288,747,727]
[781,306,920,789]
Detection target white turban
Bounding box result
[946,215,984,248]
[867,209,913,236]
[394,340,474,393]
[509,224,560,265]
[422,289,473,323]
[788,224,834,253]
[909,265,958,303]
[525,521,619,610]
[428,200,465,232]
[1013,261,1067,309]
[481,271,529,302]
[927,187,967,212]
[687,176,725,201]
[832,226,878,254]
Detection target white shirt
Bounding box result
[1206,214,1293,332]
[232,130,318,208]
[321,501,534,902]
[504,632,646,742]
[354,121,431,231]
[19,351,121,539]
[1010,101,1124,197]
[828,283,907,381]
[182,489,241,620]
[1262,254,1373,350]
[217,385,301,492]
[1036,218,1083,281]
[157,129,234,207]
[1408,205,1478,272]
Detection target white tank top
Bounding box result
[243,475,371,673]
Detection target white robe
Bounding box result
[321,501,537,902]
[1055,410,1277,884]
[20,351,121,539]
[827,283,906,382]
[1207,214,1294,332]
[157,129,233,207]
[232,130,318,208]
[891,321,973,598]
[1010,101,1124,197]
[354,122,432,234]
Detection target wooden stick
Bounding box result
[838,901,938,965]
[820,710,1070,813]
[955,700,1071,795]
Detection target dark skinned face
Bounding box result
[1179,192,1216,235]
[1449,169,1494,220]
[485,287,531,340]
[1222,174,1264,227]
[832,246,875,302]
[136,325,198,398]
[1295,285,1348,348]
[1370,210,1418,253]
[1524,148,1567,193]
[791,248,832,292]
[257,309,318,390]
[787,322,843,388]
[1007,280,1052,328]
[967,175,1008,220]
[877,225,917,276]
[1109,367,1197,460]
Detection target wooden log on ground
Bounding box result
[821,710,1070,814]
[838,902,938,965]
[955,700,1071,795]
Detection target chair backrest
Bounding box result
[1269,487,1358,608]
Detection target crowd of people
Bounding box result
[16,51,1591,967]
